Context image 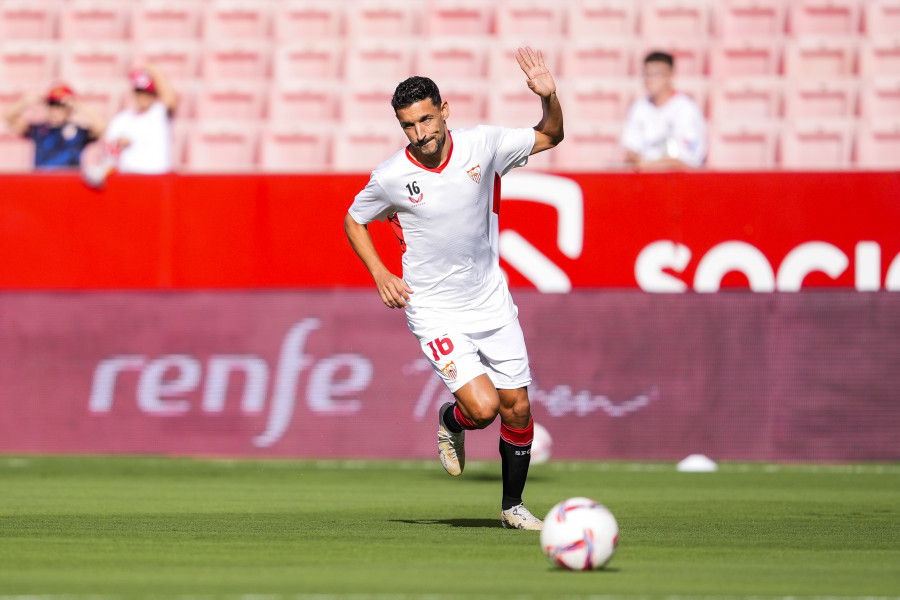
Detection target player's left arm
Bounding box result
[516,47,564,155]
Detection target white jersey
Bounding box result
[104,101,173,174]
[348,125,535,339]
[621,92,707,168]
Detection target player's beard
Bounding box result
[417,130,446,157]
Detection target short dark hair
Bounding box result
[391,76,442,112]
[644,51,674,68]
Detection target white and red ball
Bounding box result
[540,497,619,570]
[530,422,552,464]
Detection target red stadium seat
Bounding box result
[344,40,415,83]
[784,38,857,78]
[709,39,783,78]
[781,119,855,169]
[423,0,493,36]
[677,77,710,116]
[196,81,267,121]
[339,81,396,121]
[640,0,711,38]
[330,123,407,173]
[566,0,638,38]
[858,37,900,77]
[787,0,862,37]
[565,78,638,123]
[550,122,627,171]
[495,1,565,38]
[487,81,545,127]
[708,78,783,120]
[346,0,421,37]
[259,126,332,173]
[202,1,273,40]
[132,1,203,41]
[863,0,900,37]
[0,0,59,40]
[560,39,635,78]
[855,119,900,169]
[67,81,126,120]
[274,0,345,41]
[0,42,59,87]
[183,122,261,173]
[434,81,488,123]
[60,42,131,82]
[201,42,272,81]
[274,41,343,81]
[416,39,488,79]
[266,81,339,123]
[488,39,561,81]
[784,80,858,119]
[860,77,900,118]
[0,129,34,172]
[714,0,786,38]
[59,0,131,40]
[133,41,202,84]
[706,120,780,170]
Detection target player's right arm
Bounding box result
[3,93,41,136]
[344,212,413,309]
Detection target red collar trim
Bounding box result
[405,132,453,173]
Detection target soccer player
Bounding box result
[344,47,563,530]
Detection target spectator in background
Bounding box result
[104,64,178,174]
[621,51,707,170]
[3,84,105,170]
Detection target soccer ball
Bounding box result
[540,497,619,570]
[530,422,552,464]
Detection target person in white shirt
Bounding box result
[344,47,563,531]
[622,51,707,170]
[104,64,178,174]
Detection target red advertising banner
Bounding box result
[1,290,897,461]
[0,171,897,291]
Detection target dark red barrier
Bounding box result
[0,171,898,290]
[1,290,897,461]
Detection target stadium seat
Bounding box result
[860,77,900,118]
[784,80,858,119]
[274,0,345,41]
[560,39,635,78]
[273,41,343,81]
[196,81,267,121]
[640,0,711,38]
[344,40,415,83]
[708,78,783,120]
[855,119,900,169]
[60,42,131,82]
[487,81,546,127]
[676,77,710,116]
[706,120,780,170]
[564,77,638,123]
[66,81,126,120]
[550,122,627,171]
[132,41,203,84]
[780,119,855,169]
[709,39,783,78]
[201,42,272,81]
[339,81,396,121]
[858,37,900,77]
[346,0,421,37]
[0,42,59,87]
[415,39,488,79]
[132,1,203,40]
[637,40,708,76]
[59,0,131,40]
[863,0,900,37]
[330,123,407,173]
[0,0,59,40]
[183,121,260,173]
[495,1,565,38]
[714,0,786,38]
[435,81,488,123]
[423,0,493,36]
[566,0,638,38]
[488,39,561,81]
[266,81,339,123]
[0,129,34,172]
[259,125,332,173]
[783,38,857,78]
[202,1,273,40]
[787,0,862,37]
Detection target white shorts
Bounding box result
[417,319,532,394]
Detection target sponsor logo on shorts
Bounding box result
[466,164,481,184]
[441,361,458,381]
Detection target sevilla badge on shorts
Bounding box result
[441,361,458,381]
[466,164,481,184]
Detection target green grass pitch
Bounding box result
[0,456,897,599]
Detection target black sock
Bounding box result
[499,437,532,510]
[442,403,463,433]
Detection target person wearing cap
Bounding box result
[103,63,178,174]
[3,84,106,169]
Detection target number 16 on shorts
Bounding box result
[422,335,459,385]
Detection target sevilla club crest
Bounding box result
[466,164,482,184]
[441,361,458,381]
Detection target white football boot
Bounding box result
[437,402,465,476]
[500,504,543,530]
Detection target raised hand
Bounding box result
[516,47,556,98]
